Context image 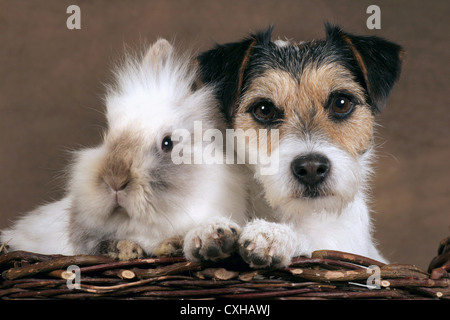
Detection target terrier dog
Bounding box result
[197,24,403,268]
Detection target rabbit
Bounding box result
[1,39,248,261]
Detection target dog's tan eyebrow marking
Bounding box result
[341,35,371,98]
[233,38,257,118]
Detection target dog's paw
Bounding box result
[183,218,241,262]
[238,220,297,269]
[99,239,145,261]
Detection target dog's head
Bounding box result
[198,25,403,214]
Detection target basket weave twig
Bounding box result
[1,237,449,300]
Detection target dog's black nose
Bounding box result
[291,154,330,186]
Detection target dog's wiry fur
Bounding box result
[198,24,403,268]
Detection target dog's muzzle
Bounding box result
[291,154,330,197]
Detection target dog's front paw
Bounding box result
[238,220,297,269]
[99,239,145,261]
[183,218,241,262]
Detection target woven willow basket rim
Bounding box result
[1,237,449,300]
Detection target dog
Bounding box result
[197,24,403,268]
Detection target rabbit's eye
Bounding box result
[161,136,173,152]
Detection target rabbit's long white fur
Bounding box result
[1,39,248,260]
[1,198,73,255]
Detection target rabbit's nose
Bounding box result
[116,181,129,191]
[105,177,130,192]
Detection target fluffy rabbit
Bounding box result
[1,39,248,261]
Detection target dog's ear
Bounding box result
[197,27,273,122]
[325,24,403,112]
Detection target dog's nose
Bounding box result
[291,154,330,186]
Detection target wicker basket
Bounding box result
[1,236,448,300]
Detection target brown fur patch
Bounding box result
[153,237,184,256]
[342,35,371,99]
[100,130,142,190]
[235,63,375,157]
[99,239,145,260]
[232,38,257,119]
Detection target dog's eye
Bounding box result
[161,136,173,152]
[254,104,275,120]
[332,96,352,114]
[329,95,354,118]
[250,100,281,124]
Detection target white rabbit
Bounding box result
[1,39,248,261]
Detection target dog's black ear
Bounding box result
[325,24,403,112]
[197,27,273,122]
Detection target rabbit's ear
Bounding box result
[144,38,173,67]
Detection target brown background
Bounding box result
[0,0,448,269]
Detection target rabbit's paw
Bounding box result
[184,218,241,262]
[99,239,145,260]
[238,220,296,269]
[153,237,184,257]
